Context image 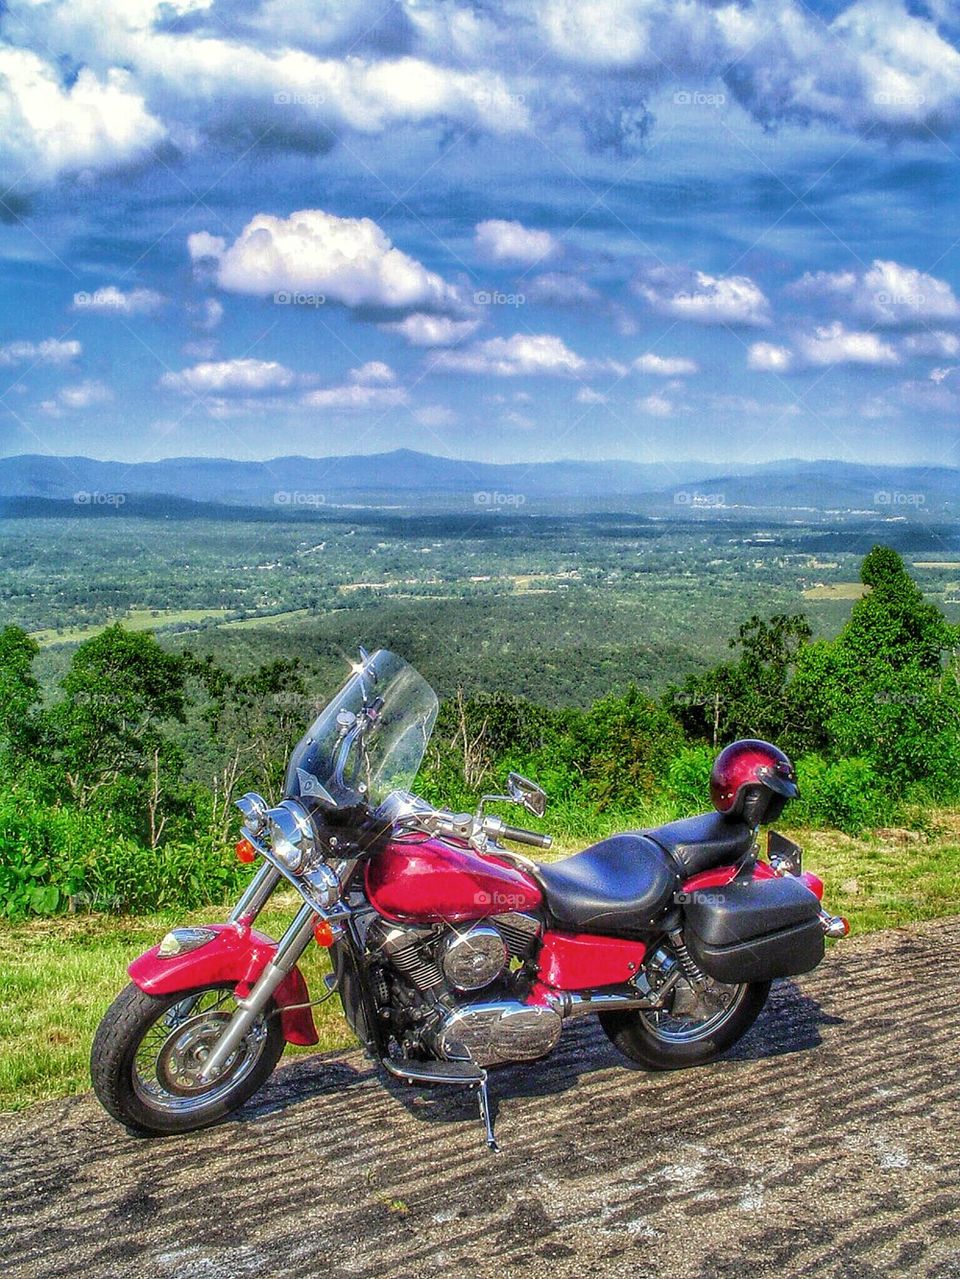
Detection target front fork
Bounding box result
[199,867,319,1082]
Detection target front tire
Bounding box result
[91,982,285,1135]
[600,979,771,1071]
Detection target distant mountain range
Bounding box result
[1,450,958,517]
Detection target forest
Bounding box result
[1,544,958,920]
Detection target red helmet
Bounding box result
[710,739,799,826]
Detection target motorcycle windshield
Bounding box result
[283,649,438,809]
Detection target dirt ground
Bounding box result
[5,918,959,1279]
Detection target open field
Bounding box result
[30,608,234,647]
[2,818,958,1114]
[801,582,870,600]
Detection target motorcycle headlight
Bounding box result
[266,800,316,874]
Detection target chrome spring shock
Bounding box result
[667,927,708,988]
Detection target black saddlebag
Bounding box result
[682,875,824,983]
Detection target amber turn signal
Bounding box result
[235,838,256,864]
[313,919,336,947]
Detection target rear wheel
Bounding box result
[91,982,285,1135]
[600,976,771,1071]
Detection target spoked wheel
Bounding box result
[91,983,285,1135]
[600,974,771,1071]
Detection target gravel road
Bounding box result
[5,917,959,1279]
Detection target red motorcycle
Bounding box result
[92,648,847,1149]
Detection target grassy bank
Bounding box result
[2,819,959,1113]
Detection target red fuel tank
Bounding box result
[365,837,543,923]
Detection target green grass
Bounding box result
[30,608,234,646]
[0,901,346,1113]
[2,821,958,1113]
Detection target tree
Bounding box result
[50,625,188,842]
[0,626,42,756]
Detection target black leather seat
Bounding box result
[535,834,679,936]
[641,811,755,876]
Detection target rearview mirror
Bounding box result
[506,772,547,818]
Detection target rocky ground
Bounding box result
[5,918,959,1279]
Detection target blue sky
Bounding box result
[2,0,960,465]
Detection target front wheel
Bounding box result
[600,977,771,1071]
[91,982,285,1135]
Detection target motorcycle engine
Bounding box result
[368,913,561,1066]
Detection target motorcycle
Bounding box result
[92,648,848,1150]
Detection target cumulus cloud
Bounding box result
[796,322,899,367]
[197,209,465,316]
[0,45,165,184]
[789,259,960,326]
[634,352,698,376]
[380,313,481,346]
[39,378,112,414]
[902,330,960,358]
[72,285,165,316]
[0,336,81,367]
[527,273,603,307]
[161,358,298,395]
[575,386,608,404]
[748,342,794,373]
[4,0,960,194]
[474,219,558,266]
[635,267,770,326]
[433,332,609,377]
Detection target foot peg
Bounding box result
[381,1057,500,1152]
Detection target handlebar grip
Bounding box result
[499,824,552,850]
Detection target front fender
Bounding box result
[128,923,318,1046]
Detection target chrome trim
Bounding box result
[199,903,318,1081]
[819,910,849,938]
[235,792,269,836]
[239,824,349,918]
[229,862,282,926]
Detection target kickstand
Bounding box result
[475,1074,500,1154]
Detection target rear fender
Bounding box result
[682,861,824,901]
[128,922,318,1046]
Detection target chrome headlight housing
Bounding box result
[236,791,269,836]
[265,799,316,874]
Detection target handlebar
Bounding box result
[497,823,552,850]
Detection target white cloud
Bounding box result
[634,352,698,376]
[188,233,227,262]
[349,360,396,385]
[302,382,407,410]
[0,46,165,183]
[475,219,558,265]
[0,336,81,367]
[72,285,165,316]
[199,209,465,315]
[637,392,673,417]
[40,378,112,414]
[576,386,607,404]
[161,358,297,395]
[748,342,794,373]
[381,313,481,346]
[636,267,770,326]
[433,332,600,377]
[790,259,960,325]
[901,331,960,358]
[196,298,224,332]
[796,322,899,367]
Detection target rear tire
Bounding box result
[91,982,285,1135]
[600,980,771,1071]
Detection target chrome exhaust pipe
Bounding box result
[548,970,681,1019]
